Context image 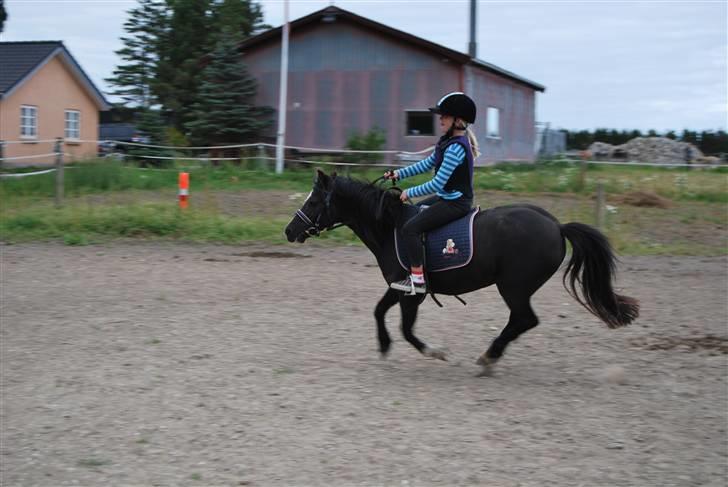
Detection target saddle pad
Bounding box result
[395,206,479,272]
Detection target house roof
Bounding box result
[0,41,111,109]
[239,6,545,93]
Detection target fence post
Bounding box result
[595,182,605,230]
[0,140,4,170]
[257,144,267,170]
[55,137,64,208]
[578,150,588,192]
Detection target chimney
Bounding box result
[468,0,477,58]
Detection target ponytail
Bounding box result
[467,126,481,158]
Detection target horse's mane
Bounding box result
[331,176,404,237]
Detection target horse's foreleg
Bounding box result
[374,289,399,357]
[399,297,447,361]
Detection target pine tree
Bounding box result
[209,0,267,46]
[155,0,213,130]
[128,108,172,165]
[0,0,8,33]
[105,0,168,108]
[186,29,273,147]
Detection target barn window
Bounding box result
[20,105,37,138]
[406,111,434,136]
[65,110,81,139]
[486,107,500,138]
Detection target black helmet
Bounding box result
[429,92,476,124]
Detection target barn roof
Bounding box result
[239,6,545,93]
[0,41,110,109]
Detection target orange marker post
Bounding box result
[178,172,189,209]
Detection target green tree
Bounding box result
[186,30,273,147]
[128,108,172,165]
[105,0,168,108]
[699,130,728,155]
[208,0,266,46]
[0,0,7,33]
[155,0,213,129]
[629,129,642,140]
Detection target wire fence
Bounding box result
[2,138,726,170]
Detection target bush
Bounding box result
[343,127,386,165]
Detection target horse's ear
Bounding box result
[316,169,332,189]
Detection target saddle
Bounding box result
[394,206,480,273]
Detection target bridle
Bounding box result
[293,186,344,238]
[292,175,397,239]
[293,207,342,237]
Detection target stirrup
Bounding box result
[390,278,427,295]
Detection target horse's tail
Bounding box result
[560,222,639,328]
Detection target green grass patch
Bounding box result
[1,159,725,256]
[0,201,359,246]
[3,159,725,203]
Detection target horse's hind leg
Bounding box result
[374,289,400,357]
[477,285,539,369]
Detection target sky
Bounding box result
[2,0,726,132]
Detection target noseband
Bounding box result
[293,188,344,238]
[293,208,325,237]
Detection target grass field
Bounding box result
[1,159,726,254]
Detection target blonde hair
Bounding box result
[466,126,481,158]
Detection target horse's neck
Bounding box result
[334,188,393,255]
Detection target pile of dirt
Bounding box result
[588,137,705,164]
[618,191,672,209]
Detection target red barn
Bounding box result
[239,6,545,164]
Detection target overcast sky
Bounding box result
[2,0,726,131]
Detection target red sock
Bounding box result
[411,270,425,284]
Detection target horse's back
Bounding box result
[473,203,566,272]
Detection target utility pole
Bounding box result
[468,0,477,58]
[275,0,290,174]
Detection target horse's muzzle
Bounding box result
[284,225,307,243]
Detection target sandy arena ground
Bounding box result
[1,242,726,486]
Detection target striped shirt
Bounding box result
[398,144,467,200]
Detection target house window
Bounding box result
[20,105,37,138]
[486,107,500,138]
[406,111,434,136]
[65,110,80,139]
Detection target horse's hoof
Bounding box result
[423,346,448,361]
[475,365,494,377]
[476,354,498,366]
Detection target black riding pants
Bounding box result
[402,195,472,268]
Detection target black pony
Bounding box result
[285,170,639,373]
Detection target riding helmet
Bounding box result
[429,92,477,124]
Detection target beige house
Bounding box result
[0,41,110,165]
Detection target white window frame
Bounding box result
[486,106,501,139]
[20,105,38,139]
[65,109,81,140]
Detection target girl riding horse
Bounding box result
[385,92,480,295]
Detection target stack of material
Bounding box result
[587,137,707,164]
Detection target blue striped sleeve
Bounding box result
[406,144,466,198]
[397,152,436,179]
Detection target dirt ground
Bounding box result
[1,242,726,487]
